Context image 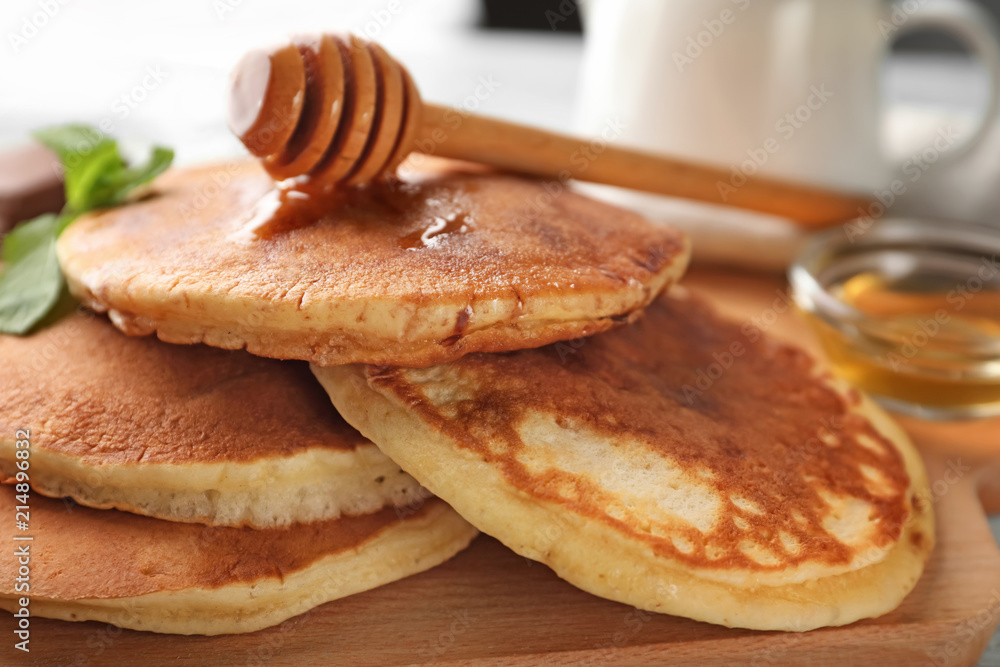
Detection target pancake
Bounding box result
[0,487,476,635]
[55,159,690,367]
[0,311,424,528]
[313,288,934,631]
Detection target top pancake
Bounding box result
[0,311,423,528]
[56,160,689,367]
[313,288,934,631]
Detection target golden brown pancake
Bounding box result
[56,160,690,367]
[0,311,423,528]
[313,288,934,631]
[0,487,476,635]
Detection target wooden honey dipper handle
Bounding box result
[417,105,869,227]
[229,34,869,228]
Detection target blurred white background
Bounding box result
[0,0,992,186]
[0,0,582,163]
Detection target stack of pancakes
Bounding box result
[1,159,933,635]
[0,309,477,635]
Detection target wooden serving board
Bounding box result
[4,267,999,667]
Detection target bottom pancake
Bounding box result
[313,288,934,632]
[0,488,476,635]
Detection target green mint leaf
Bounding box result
[0,124,174,334]
[0,214,67,334]
[65,141,124,213]
[33,125,174,214]
[33,124,118,214]
[32,124,108,160]
[103,145,175,207]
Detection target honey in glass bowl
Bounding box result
[790,219,1000,419]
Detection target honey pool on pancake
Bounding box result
[235,177,474,246]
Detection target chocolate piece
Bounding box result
[0,143,64,235]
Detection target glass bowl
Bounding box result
[789,218,1000,420]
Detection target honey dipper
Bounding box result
[227,33,869,228]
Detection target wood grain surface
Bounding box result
[3,267,998,667]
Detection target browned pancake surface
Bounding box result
[0,485,441,599]
[70,160,683,304]
[56,160,689,366]
[365,292,912,572]
[0,312,363,465]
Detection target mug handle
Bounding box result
[885,0,1000,163]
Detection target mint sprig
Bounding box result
[0,124,174,334]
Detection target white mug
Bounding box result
[576,0,1000,201]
